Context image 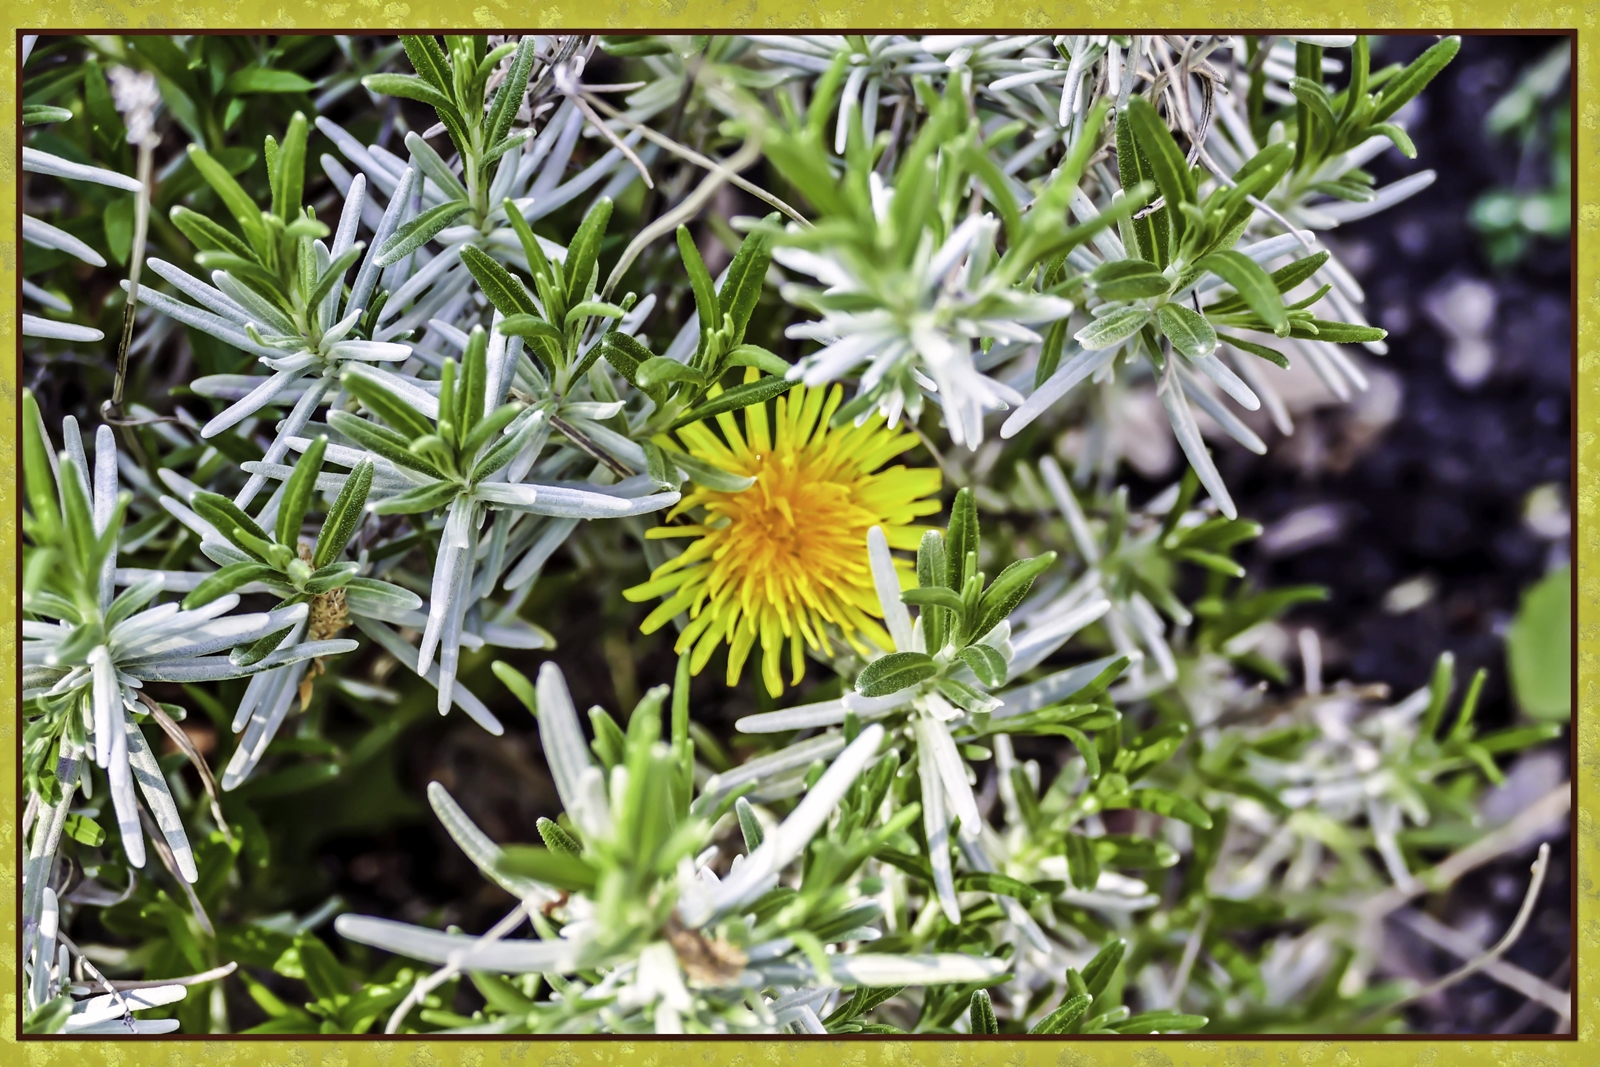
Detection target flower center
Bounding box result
[704,451,873,611]
[627,379,941,697]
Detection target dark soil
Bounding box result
[1231,33,1573,723]
[1224,33,1574,1034]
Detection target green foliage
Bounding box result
[1507,565,1571,722]
[19,31,1556,1041]
[1470,44,1571,265]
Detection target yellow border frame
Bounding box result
[2,9,1592,1064]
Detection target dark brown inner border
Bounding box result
[13,26,1581,1042]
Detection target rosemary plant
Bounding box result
[19,32,1566,1038]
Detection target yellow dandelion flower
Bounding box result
[623,371,942,697]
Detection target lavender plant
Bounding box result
[19,31,1568,1038]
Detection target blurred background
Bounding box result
[1230,35,1573,1034]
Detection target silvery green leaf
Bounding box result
[23,146,142,191]
[382,610,483,650]
[918,716,982,836]
[528,662,595,820]
[1037,455,1100,563]
[1314,170,1436,224]
[427,782,557,903]
[957,835,1051,953]
[1074,306,1150,351]
[560,398,627,420]
[1189,352,1261,410]
[212,271,298,336]
[1125,592,1178,682]
[474,619,553,650]
[147,257,257,324]
[1044,867,1162,911]
[915,728,960,923]
[473,483,680,519]
[202,368,314,440]
[285,432,423,473]
[224,661,305,788]
[867,526,913,653]
[1157,360,1236,519]
[1285,34,1356,46]
[342,578,424,621]
[1008,598,1111,675]
[128,284,280,361]
[121,604,310,664]
[104,699,140,871]
[196,540,260,569]
[769,953,1007,988]
[711,725,884,914]
[559,417,646,471]
[314,117,400,193]
[63,1017,183,1036]
[1177,366,1266,455]
[664,447,757,492]
[239,461,389,496]
[22,315,103,343]
[416,496,475,687]
[1288,336,1354,402]
[233,377,338,510]
[378,243,465,322]
[482,314,516,412]
[1000,342,1116,439]
[701,733,847,801]
[517,131,639,225]
[351,617,504,735]
[734,690,911,734]
[495,407,554,485]
[23,216,107,267]
[191,374,314,402]
[22,278,70,312]
[124,719,198,883]
[1156,302,1217,359]
[340,362,439,418]
[327,339,412,363]
[64,985,187,1028]
[350,167,417,316]
[330,171,366,258]
[88,646,118,773]
[133,639,356,682]
[992,653,1132,720]
[22,665,71,698]
[30,888,57,1011]
[378,265,477,343]
[333,915,585,974]
[434,566,473,716]
[502,516,579,591]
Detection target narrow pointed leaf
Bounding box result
[564,197,613,307]
[312,460,373,568]
[376,202,471,266]
[1157,302,1218,358]
[667,376,795,432]
[460,244,538,318]
[855,652,937,698]
[1197,251,1289,337]
[276,436,328,547]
